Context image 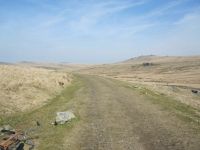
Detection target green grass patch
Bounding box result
[0,77,82,150]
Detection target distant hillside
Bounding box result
[80,55,200,88]
[0,62,13,65]
[17,61,93,72]
[122,55,200,64]
[79,55,200,109]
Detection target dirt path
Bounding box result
[64,75,200,150]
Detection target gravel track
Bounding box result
[64,75,200,150]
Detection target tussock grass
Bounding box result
[0,65,72,114]
[0,77,81,150]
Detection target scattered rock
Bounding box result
[1,125,14,132]
[55,111,75,125]
[143,62,154,67]
[191,89,198,94]
[0,125,35,150]
[58,81,64,87]
[36,121,41,126]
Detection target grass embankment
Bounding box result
[125,84,200,128]
[0,77,81,150]
[110,77,200,129]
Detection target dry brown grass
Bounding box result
[17,61,93,72]
[80,56,200,109]
[0,64,72,115]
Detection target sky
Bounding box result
[0,0,200,63]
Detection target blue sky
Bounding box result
[0,0,200,63]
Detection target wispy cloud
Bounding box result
[174,6,200,25]
[146,0,187,17]
[67,0,148,34]
[25,0,192,37]
[63,0,194,37]
[0,0,200,63]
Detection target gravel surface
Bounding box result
[64,75,200,150]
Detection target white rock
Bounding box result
[56,111,75,124]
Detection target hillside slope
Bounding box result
[79,56,200,109]
[0,64,72,115]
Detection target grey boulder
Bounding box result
[55,111,75,124]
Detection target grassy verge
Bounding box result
[129,85,200,126]
[0,77,82,150]
[113,79,200,129]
